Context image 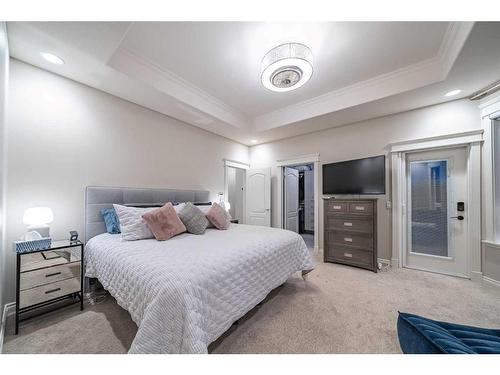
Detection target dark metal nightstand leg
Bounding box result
[80,244,84,311]
[15,253,20,335]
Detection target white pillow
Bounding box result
[197,204,212,214]
[113,204,156,241]
[174,202,186,213]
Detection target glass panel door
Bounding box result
[405,147,468,278]
[409,160,449,257]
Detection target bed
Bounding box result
[84,186,314,354]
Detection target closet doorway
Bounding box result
[224,160,249,224]
[283,164,315,250]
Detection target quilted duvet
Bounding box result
[85,224,314,353]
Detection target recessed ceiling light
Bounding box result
[251,139,258,144]
[41,52,65,65]
[444,89,461,97]
[261,43,313,92]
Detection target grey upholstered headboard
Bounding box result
[85,186,210,243]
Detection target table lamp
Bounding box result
[22,207,53,240]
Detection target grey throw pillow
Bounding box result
[178,202,210,235]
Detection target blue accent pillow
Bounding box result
[397,312,500,354]
[101,208,121,234]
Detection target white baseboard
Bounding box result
[483,275,500,288]
[391,258,400,268]
[0,302,15,353]
[470,271,483,283]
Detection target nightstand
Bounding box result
[15,240,84,334]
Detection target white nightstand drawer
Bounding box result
[20,262,80,291]
[19,277,81,308]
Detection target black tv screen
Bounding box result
[322,155,386,195]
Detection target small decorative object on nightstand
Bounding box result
[14,239,84,334]
[69,230,79,243]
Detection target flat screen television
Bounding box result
[322,155,386,195]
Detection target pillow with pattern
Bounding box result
[178,202,210,235]
[113,204,156,241]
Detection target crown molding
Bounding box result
[437,22,475,76]
[253,22,474,132]
[107,22,473,136]
[108,46,251,130]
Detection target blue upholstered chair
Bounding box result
[397,312,500,354]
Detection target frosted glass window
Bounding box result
[410,160,448,257]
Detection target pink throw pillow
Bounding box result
[142,202,186,240]
[206,202,231,230]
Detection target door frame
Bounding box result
[390,130,483,281]
[277,153,320,252]
[223,159,249,224]
[283,167,299,233]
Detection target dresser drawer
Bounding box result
[327,217,373,233]
[20,249,81,273]
[19,277,81,309]
[20,262,80,291]
[348,202,374,215]
[327,201,347,213]
[326,246,374,268]
[328,231,374,250]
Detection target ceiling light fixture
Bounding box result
[261,43,313,92]
[250,139,258,144]
[444,89,461,97]
[41,52,65,65]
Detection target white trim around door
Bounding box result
[276,153,320,252]
[390,130,483,281]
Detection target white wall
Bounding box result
[0,24,7,318]
[3,60,249,303]
[250,99,481,261]
[0,23,9,317]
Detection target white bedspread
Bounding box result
[85,224,314,353]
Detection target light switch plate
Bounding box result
[386,201,392,209]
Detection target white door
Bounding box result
[304,169,315,232]
[405,147,468,278]
[284,167,299,232]
[246,168,271,226]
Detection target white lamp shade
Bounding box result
[23,207,54,226]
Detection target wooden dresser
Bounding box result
[323,198,377,272]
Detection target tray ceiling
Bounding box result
[8,21,498,145]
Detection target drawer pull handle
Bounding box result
[355,206,365,211]
[45,287,61,294]
[344,237,353,242]
[343,222,353,227]
[333,205,342,209]
[45,272,62,278]
[344,253,353,258]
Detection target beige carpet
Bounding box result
[4,258,500,354]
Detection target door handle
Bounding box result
[450,215,464,220]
